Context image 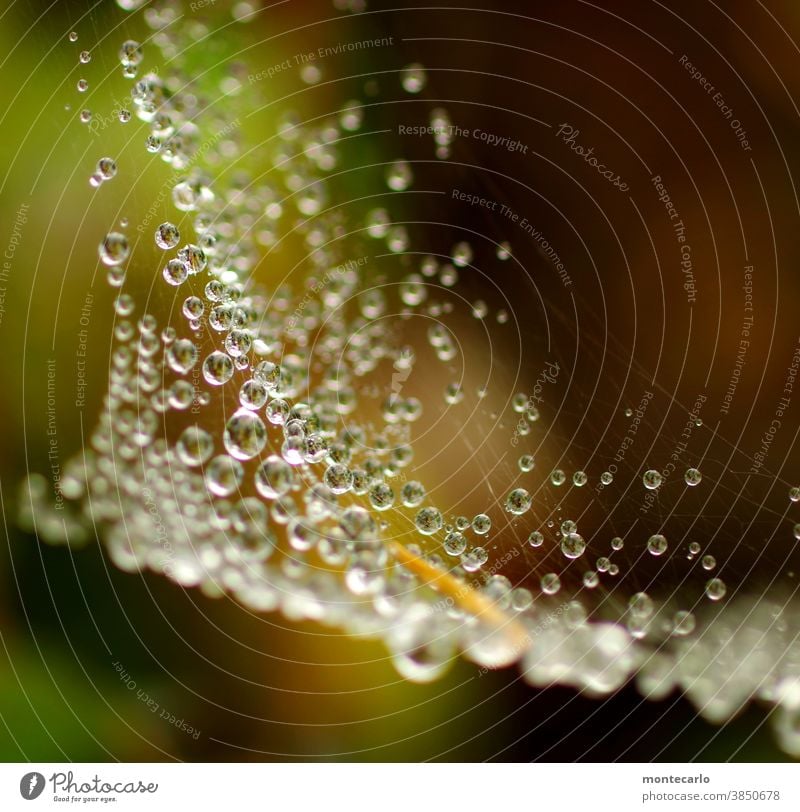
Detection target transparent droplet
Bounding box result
[647,534,668,556]
[401,480,425,507]
[705,577,727,601]
[155,222,180,249]
[255,455,294,500]
[119,40,143,67]
[369,482,395,511]
[223,409,267,460]
[472,514,491,535]
[461,546,488,572]
[386,160,412,191]
[684,467,702,486]
[527,530,544,548]
[176,426,214,467]
[451,241,473,268]
[496,241,511,260]
[99,232,129,266]
[643,469,662,490]
[163,258,188,286]
[202,351,234,386]
[443,531,467,557]
[541,573,561,595]
[401,63,427,93]
[561,532,586,559]
[415,507,443,535]
[205,455,244,497]
[165,338,198,374]
[505,487,531,515]
[672,610,696,636]
[701,554,716,571]
[629,592,654,619]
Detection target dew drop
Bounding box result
[684,467,702,486]
[505,487,532,515]
[643,469,662,490]
[99,232,129,266]
[705,577,727,601]
[401,63,427,94]
[155,222,180,249]
[202,351,234,386]
[647,534,668,556]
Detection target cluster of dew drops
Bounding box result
[43,3,800,669]
[53,11,568,668]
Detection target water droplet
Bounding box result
[401,480,425,507]
[176,426,214,467]
[561,532,586,559]
[684,467,702,486]
[629,592,654,618]
[451,241,473,268]
[255,455,294,499]
[461,546,488,572]
[472,513,491,535]
[155,222,180,249]
[401,63,427,93]
[99,232,129,266]
[672,610,696,636]
[518,454,534,472]
[705,577,727,601]
[572,470,588,487]
[223,409,267,460]
[527,530,544,548]
[444,531,467,556]
[369,482,395,511]
[647,534,668,556]
[386,160,412,191]
[415,507,443,535]
[205,455,244,497]
[701,554,716,571]
[505,487,532,515]
[166,338,198,374]
[202,351,234,385]
[119,39,143,67]
[643,469,662,490]
[540,572,561,595]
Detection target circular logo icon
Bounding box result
[19,772,45,800]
